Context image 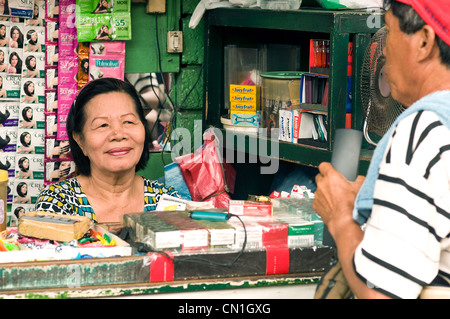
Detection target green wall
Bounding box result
[131,1,205,179]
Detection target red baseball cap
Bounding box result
[395,0,450,46]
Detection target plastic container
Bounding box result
[260,0,302,10]
[260,71,303,134]
[0,169,8,231]
[224,45,261,111]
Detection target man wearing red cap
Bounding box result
[313,0,450,299]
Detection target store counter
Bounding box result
[0,242,333,299]
[0,208,334,299]
[0,271,321,299]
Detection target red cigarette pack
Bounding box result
[228,200,273,217]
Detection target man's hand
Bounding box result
[313,162,390,299]
[313,162,364,234]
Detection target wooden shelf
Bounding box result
[203,7,383,175]
[221,129,372,176]
[206,7,383,33]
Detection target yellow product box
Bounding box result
[230,93,260,104]
[230,84,260,96]
[230,101,259,113]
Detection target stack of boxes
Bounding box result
[123,196,324,253]
[229,84,261,128]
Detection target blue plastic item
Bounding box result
[164,162,192,200]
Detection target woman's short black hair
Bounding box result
[384,0,450,68]
[67,77,150,176]
[26,29,37,45]
[23,81,34,96]
[22,106,33,121]
[25,55,36,71]
[14,206,24,218]
[16,182,27,197]
[20,132,31,146]
[18,157,29,172]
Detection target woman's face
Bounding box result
[11,55,17,66]
[12,29,19,41]
[30,32,37,42]
[0,51,4,62]
[0,26,5,36]
[27,82,34,94]
[26,108,33,119]
[29,57,36,68]
[24,133,31,144]
[20,183,27,194]
[74,92,145,176]
[22,158,29,169]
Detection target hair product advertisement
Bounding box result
[75,11,131,42]
[0,0,49,217]
[89,41,125,81]
[75,0,131,42]
[9,0,35,18]
[0,0,127,224]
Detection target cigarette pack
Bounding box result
[195,219,235,248]
[228,200,273,217]
[277,217,315,248]
[128,211,209,252]
[259,220,288,248]
[123,212,181,250]
[154,211,209,251]
[227,217,263,250]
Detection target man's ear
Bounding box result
[416,25,439,62]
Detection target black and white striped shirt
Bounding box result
[354,110,450,299]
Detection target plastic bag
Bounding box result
[228,0,258,7]
[189,0,234,29]
[174,131,235,208]
[320,0,382,9]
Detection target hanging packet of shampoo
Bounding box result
[9,0,34,18]
[76,0,131,13]
[76,12,132,42]
[88,41,125,81]
[89,53,125,81]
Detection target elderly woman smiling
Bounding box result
[35,78,179,223]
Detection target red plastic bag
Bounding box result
[174,132,235,208]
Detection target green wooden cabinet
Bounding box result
[202,8,384,175]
